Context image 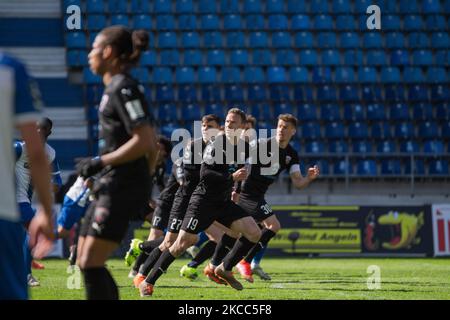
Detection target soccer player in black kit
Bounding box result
[75,26,158,300]
[138,108,262,296]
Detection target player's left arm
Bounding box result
[289,164,320,190]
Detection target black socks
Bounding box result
[82,267,118,300]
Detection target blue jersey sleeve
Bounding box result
[51,157,62,186]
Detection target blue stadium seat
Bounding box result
[313,15,333,30]
[344,103,364,120]
[178,14,197,30]
[354,0,372,13]
[200,14,219,30]
[377,140,396,153]
[399,0,418,13]
[429,160,449,175]
[299,50,318,66]
[423,0,441,13]
[365,50,386,66]
[445,0,450,13]
[390,50,409,66]
[158,104,177,122]
[424,140,445,154]
[223,15,243,30]
[341,33,360,49]
[111,15,129,27]
[201,84,221,100]
[381,159,402,175]
[268,15,288,30]
[221,67,241,83]
[413,103,434,120]
[289,67,309,83]
[383,15,401,31]
[426,67,448,83]
[252,104,272,121]
[372,122,392,139]
[205,104,225,119]
[198,67,217,83]
[154,0,171,13]
[344,50,363,65]
[66,32,86,49]
[317,32,337,48]
[390,103,410,120]
[160,122,178,137]
[305,141,325,154]
[182,104,202,121]
[86,0,105,13]
[156,14,175,31]
[358,67,377,83]
[272,32,291,48]
[183,50,202,66]
[86,15,106,30]
[155,85,174,102]
[270,84,290,101]
[362,85,382,102]
[408,32,429,48]
[130,68,150,83]
[321,104,341,121]
[335,15,355,30]
[108,0,127,13]
[291,15,310,30]
[178,85,197,102]
[419,121,439,139]
[405,159,426,175]
[425,15,447,30]
[220,0,239,13]
[385,84,405,101]
[295,85,314,101]
[83,67,101,84]
[312,67,332,83]
[363,33,383,48]
[160,50,180,66]
[266,0,284,13]
[311,0,329,13]
[63,0,81,9]
[245,14,265,30]
[404,15,424,30]
[353,141,372,154]
[267,67,287,83]
[340,85,359,102]
[321,50,340,66]
[367,103,386,121]
[244,66,264,83]
[158,32,177,48]
[385,32,405,49]
[248,84,267,101]
[356,160,377,176]
[275,49,296,66]
[436,103,450,119]
[298,104,317,121]
[349,122,368,139]
[403,67,424,83]
[435,50,450,65]
[274,103,294,115]
[133,14,152,29]
[230,49,249,66]
[252,49,272,65]
[131,0,151,13]
[442,121,450,139]
[176,0,194,13]
[66,50,80,67]
[175,67,195,84]
[294,32,314,48]
[225,85,244,102]
[395,122,415,139]
[181,32,200,48]
[206,49,225,66]
[152,67,172,84]
[332,0,351,13]
[317,85,337,101]
[412,50,433,66]
[302,122,321,139]
[328,140,348,153]
[325,122,345,139]
[381,67,401,83]
[226,32,246,48]
[244,0,262,13]
[400,140,420,153]
[198,0,217,13]
[287,0,307,13]
[335,67,356,83]
[432,85,449,101]
[334,159,353,175]
[203,32,223,48]
[408,85,429,101]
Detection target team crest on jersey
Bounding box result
[99,94,109,112]
[286,156,292,165]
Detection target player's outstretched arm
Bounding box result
[290,165,320,190]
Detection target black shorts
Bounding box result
[166,187,191,233]
[238,194,274,223]
[79,177,149,243]
[181,191,249,235]
[151,200,172,231]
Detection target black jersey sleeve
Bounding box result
[287,147,301,173]
[114,84,151,134]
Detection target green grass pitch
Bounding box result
[30,258,450,300]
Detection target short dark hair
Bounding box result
[278,113,298,127]
[246,115,256,128]
[227,107,246,123]
[202,114,221,125]
[157,135,172,156]
[38,117,53,138]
